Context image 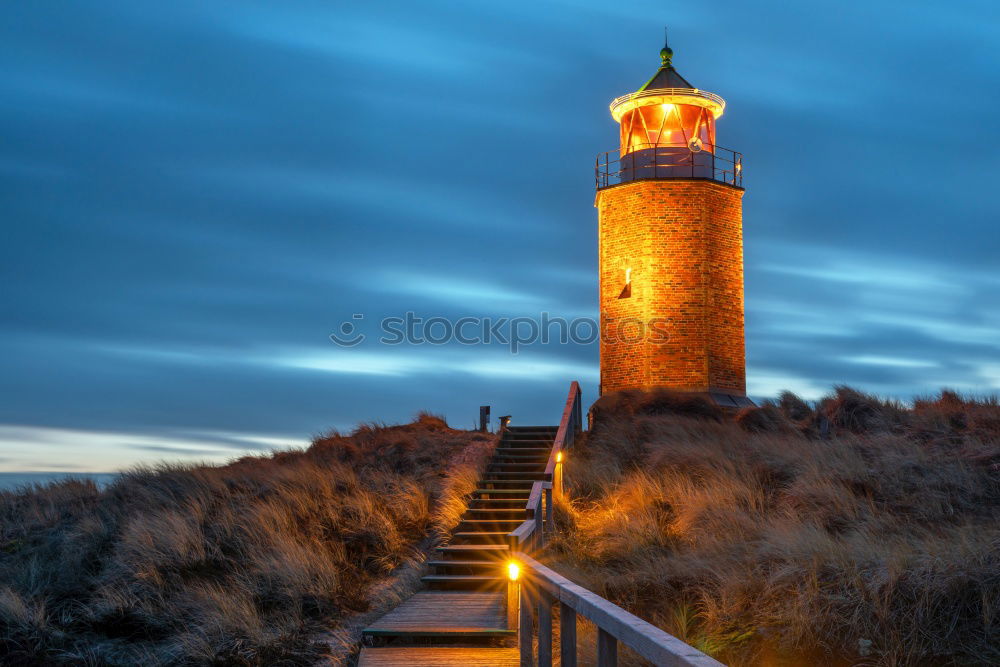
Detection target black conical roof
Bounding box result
[639,65,695,91]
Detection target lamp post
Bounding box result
[506,560,520,631]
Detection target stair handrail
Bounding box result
[544,381,582,500]
[507,480,545,555]
[511,552,724,667]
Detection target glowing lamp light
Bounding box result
[625,267,632,284]
[556,451,564,463]
[507,561,520,582]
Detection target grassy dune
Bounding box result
[551,388,1000,666]
[0,414,495,666]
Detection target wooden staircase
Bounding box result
[358,425,557,666]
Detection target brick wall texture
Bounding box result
[597,179,746,395]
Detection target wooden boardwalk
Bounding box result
[358,426,557,666]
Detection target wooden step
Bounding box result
[436,544,508,554]
[359,647,519,666]
[452,531,510,544]
[457,519,523,530]
[424,567,506,585]
[468,502,527,510]
[362,592,512,638]
[477,479,537,486]
[481,481,545,488]
[482,472,547,479]
[475,486,537,493]
[469,498,527,505]
[473,488,530,495]
[502,437,556,444]
[492,454,552,461]
[492,454,549,461]
[421,574,503,587]
[426,560,501,570]
[486,472,544,478]
[505,426,558,432]
[493,445,552,456]
[489,461,546,467]
[420,573,505,582]
[493,456,549,463]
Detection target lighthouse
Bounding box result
[596,38,751,407]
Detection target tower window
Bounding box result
[619,267,632,299]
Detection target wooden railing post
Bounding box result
[597,628,618,667]
[507,575,518,632]
[575,390,582,434]
[538,591,553,667]
[534,508,543,548]
[560,603,577,667]
[544,485,553,539]
[519,580,534,666]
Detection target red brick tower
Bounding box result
[596,40,751,407]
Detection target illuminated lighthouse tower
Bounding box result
[596,39,751,407]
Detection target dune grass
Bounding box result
[0,414,495,666]
[549,388,1000,666]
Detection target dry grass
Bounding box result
[0,413,495,666]
[549,388,1000,666]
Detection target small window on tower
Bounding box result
[619,267,632,299]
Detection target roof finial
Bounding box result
[660,26,673,67]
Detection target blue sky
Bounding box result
[2,1,999,472]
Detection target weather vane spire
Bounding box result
[660,26,673,67]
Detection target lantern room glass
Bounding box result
[619,103,716,156]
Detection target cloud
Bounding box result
[842,356,939,369]
[0,424,306,473]
[0,0,998,470]
[370,272,543,308]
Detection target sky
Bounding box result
[2,0,999,472]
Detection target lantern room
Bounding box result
[600,42,738,185]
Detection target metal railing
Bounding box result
[506,381,723,666]
[596,143,743,189]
